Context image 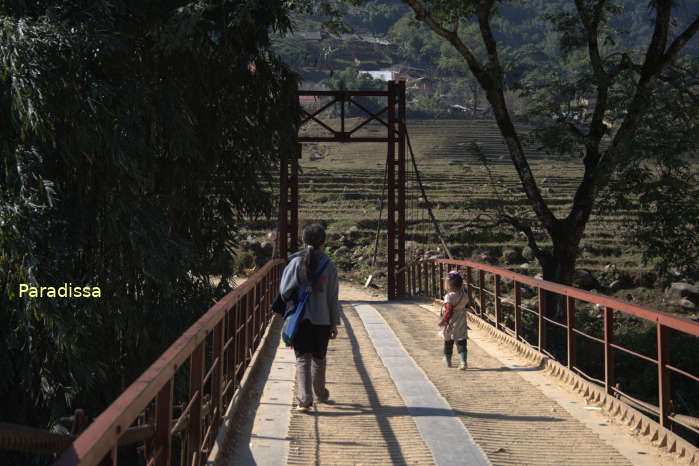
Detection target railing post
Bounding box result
[604,307,615,395]
[245,291,252,364]
[226,304,235,400]
[479,270,485,316]
[187,343,204,464]
[657,323,670,428]
[278,147,288,259]
[232,302,240,388]
[466,267,472,304]
[494,274,501,330]
[152,379,173,466]
[537,287,546,352]
[566,296,576,369]
[439,262,444,298]
[253,282,259,346]
[431,261,436,298]
[514,282,521,341]
[423,261,429,297]
[417,261,421,295]
[212,320,223,439]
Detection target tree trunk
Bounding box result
[538,232,579,361]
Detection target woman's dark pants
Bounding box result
[293,319,331,407]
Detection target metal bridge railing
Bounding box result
[53,258,285,466]
[408,257,699,436]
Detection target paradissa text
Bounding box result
[19,283,101,298]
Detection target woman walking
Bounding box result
[279,224,340,412]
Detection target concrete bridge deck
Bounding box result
[217,284,678,466]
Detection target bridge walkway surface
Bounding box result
[217,283,678,466]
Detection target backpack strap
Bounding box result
[297,255,331,298]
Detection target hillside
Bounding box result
[236,118,692,314]
[274,0,699,118]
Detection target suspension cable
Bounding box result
[371,159,388,266]
[405,127,454,259]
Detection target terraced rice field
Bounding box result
[244,119,667,307]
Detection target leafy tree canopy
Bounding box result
[0,1,300,460]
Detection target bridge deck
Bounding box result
[220,285,676,466]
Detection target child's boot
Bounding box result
[442,355,452,367]
[458,352,467,370]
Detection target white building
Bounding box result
[359,70,398,81]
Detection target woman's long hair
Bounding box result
[302,223,326,282]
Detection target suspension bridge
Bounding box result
[3,82,698,465]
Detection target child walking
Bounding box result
[438,270,470,369]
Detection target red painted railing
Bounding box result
[408,258,699,435]
[54,259,285,466]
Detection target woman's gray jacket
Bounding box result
[279,250,340,327]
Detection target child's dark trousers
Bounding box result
[444,339,467,356]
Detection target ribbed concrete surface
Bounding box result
[377,301,633,466]
[286,303,435,465]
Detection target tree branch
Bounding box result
[402,0,485,78]
[661,15,699,69]
[574,0,606,77]
[476,0,502,89]
[639,0,673,80]
[498,213,543,256]
[402,0,559,234]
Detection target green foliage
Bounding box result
[597,59,698,281]
[387,14,444,69]
[0,0,300,457]
[321,66,384,90]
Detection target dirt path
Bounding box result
[286,300,435,465]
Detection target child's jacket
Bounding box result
[440,290,469,341]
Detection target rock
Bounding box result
[348,225,359,233]
[503,249,521,264]
[575,269,598,290]
[604,263,616,272]
[266,231,276,242]
[535,273,544,281]
[666,282,699,303]
[609,280,623,291]
[334,246,349,256]
[679,298,696,310]
[519,263,530,270]
[522,246,535,261]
